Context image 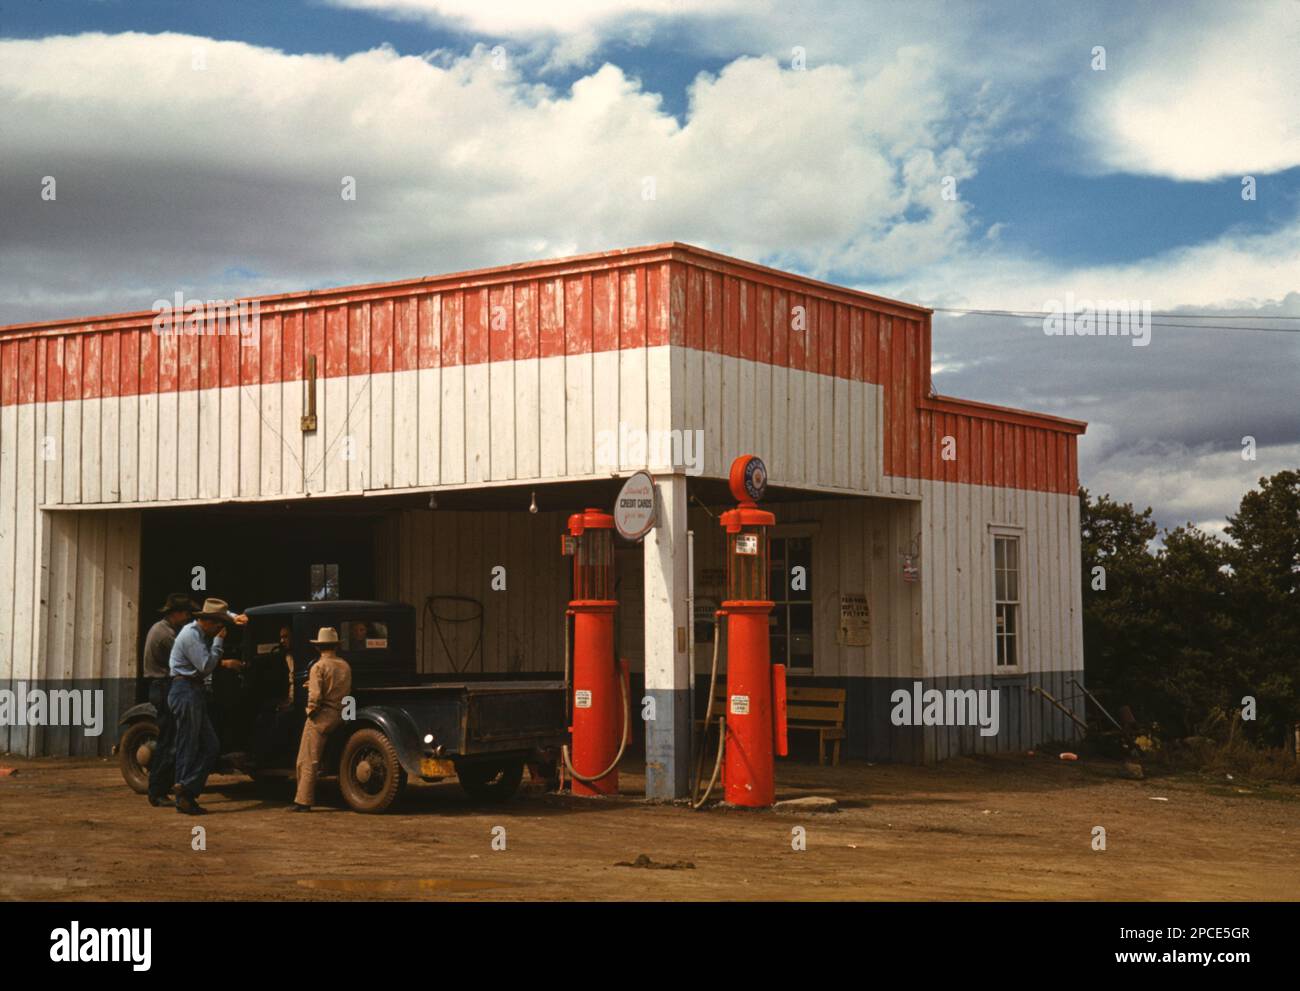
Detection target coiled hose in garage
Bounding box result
[560,609,632,785]
[690,613,726,809]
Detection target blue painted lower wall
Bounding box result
[660,669,1087,765]
[3,671,1086,768]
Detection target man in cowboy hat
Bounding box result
[168,597,248,815]
[143,593,197,806]
[287,626,352,812]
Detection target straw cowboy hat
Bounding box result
[309,626,341,646]
[158,592,199,614]
[193,597,232,618]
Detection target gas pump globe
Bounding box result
[718,455,788,807]
[562,509,623,796]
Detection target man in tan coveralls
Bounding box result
[287,626,352,812]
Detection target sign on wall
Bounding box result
[614,471,657,541]
[838,593,870,646]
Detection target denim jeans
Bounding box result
[147,678,177,800]
[169,678,219,799]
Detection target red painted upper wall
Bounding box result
[0,242,1084,493]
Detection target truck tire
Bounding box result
[457,759,524,802]
[118,719,159,795]
[338,728,406,814]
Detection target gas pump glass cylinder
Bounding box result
[574,527,613,601]
[728,527,769,601]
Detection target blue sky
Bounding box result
[1,0,1297,533]
[10,0,1297,275]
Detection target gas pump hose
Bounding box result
[560,610,632,785]
[690,613,725,809]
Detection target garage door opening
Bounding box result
[138,500,383,672]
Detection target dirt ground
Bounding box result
[1,752,1296,901]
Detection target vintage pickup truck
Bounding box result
[117,600,567,813]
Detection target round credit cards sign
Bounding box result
[614,471,657,541]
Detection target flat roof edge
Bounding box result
[0,241,930,338]
[924,393,1088,434]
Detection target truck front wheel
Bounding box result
[457,760,524,802]
[338,728,406,814]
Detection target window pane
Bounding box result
[1004,632,1017,667]
[770,537,787,567]
[1004,604,1017,635]
[995,567,1007,601]
[769,563,786,602]
[790,633,813,668]
[994,538,1006,571]
[789,603,813,636]
[769,607,788,637]
[1005,538,1018,572]
[1005,569,1018,602]
[769,634,787,665]
[766,537,786,604]
[310,563,340,601]
[788,537,812,601]
[339,620,389,650]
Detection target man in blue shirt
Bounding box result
[168,597,247,815]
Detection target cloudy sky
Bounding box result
[1,0,1297,536]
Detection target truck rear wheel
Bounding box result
[457,760,524,802]
[118,719,158,795]
[339,728,406,814]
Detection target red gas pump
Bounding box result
[719,455,788,808]
[561,508,628,796]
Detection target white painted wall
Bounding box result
[919,481,1083,682]
[25,350,909,513]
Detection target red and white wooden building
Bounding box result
[0,242,1086,796]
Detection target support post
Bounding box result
[642,473,691,799]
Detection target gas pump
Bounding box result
[560,508,630,796]
[709,455,788,808]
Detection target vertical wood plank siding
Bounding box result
[0,243,1084,760]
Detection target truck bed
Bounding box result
[353,679,568,757]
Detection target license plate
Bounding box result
[420,758,456,779]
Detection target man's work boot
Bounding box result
[147,794,170,807]
[285,803,311,813]
[175,792,208,815]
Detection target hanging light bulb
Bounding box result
[529,490,538,514]
[428,492,438,510]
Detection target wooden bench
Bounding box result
[695,684,847,767]
[787,686,846,766]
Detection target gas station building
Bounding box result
[0,242,1087,799]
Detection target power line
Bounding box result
[933,306,1299,321]
[930,306,1300,334]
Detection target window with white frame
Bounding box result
[768,534,813,671]
[993,533,1021,670]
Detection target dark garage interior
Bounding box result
[137,499,383,676]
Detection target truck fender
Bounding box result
[338,706,426,779]
[118,701,159,728]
